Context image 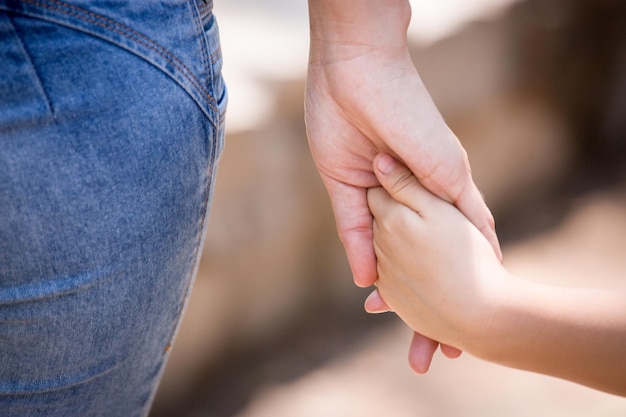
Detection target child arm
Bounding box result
[367,153,626,396]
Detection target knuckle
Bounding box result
[388,169,416,196]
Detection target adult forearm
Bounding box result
[308,0,412,63]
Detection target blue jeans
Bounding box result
[0,1,226,415]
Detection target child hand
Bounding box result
[366,154,626,396]
[365,290,463,373]
[366,154,507,353]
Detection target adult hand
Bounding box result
[305,0,500,372]
[305,0,500,289]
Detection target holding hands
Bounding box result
[365,154,626,396]
[305,0,626,396]
[305,0,500,371]
[365,154,508,362]
[305,0,501,289]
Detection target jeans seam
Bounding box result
[209,46,222,65]
[17,0,219,115]
[6,12,54,115]
[0,358,121,395]
[189,0,211,93]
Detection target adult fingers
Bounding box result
[440,344,463,359]
[325,179,378,287]
[408,332,439,374]
[455,181,502,261]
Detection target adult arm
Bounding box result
[305,0,499,371]
[305,0,500,288]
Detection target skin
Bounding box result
[366,153,626,396]
[305,0,500,371]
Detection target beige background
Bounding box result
[150,0,626,415]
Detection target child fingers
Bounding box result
[372,153,436,216]
[366,186,393,220]
[364,288,393,314]
[367,186,418,236]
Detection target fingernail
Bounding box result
[364,289,385,314]
[376,154,396,175]
[364,290,377,312]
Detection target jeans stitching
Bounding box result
[0,356,122,395]
[5,12,54,115]
[189,0,211,93]
[17,0,219,115]
[210,46,222,65]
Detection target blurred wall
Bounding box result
[150,0,626,415]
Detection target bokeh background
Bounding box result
[150,0,626,415]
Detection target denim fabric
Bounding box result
[0,1,226,415]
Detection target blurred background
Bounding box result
[150,0,626,415]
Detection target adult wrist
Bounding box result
[308,0,412,63]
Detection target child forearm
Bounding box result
[479,277,626,396]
